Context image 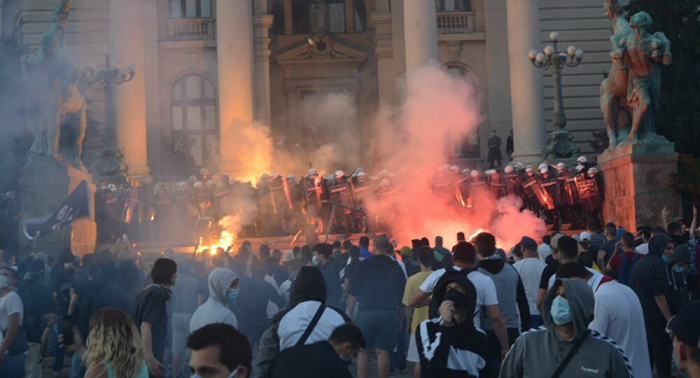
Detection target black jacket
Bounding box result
[271,341,353,378]
[629,234,673,328]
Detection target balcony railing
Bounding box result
[437,11,476,34]
[166,18,215,40]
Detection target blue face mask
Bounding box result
[227,288,240,303]
[550,295,572,325]
[194,367,239,378]
[672,265,685,273]
[662,255,671,263]
[312,256,318,266]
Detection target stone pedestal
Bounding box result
[598,143,681,232]
[19,163,97,256]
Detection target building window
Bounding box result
[169,0,212,19]
[436,0,472,11]
[171,74,218,170]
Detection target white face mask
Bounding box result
[193,367,239,378]
[0,275,9,290]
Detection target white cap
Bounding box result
[193,181,203,189]
[449,165,459,173]
[286,174,296,180]
[486,169,496,175]
[470,170,479,178]
[261,173,269,179]
[308,168,318,176]
[538,163,548,171]
[540,168,549,174]
[577,156,588,164]
[462,168,470,175]
[557,162,566,169]
[189,175,197,181]
[335,170,345,178]
[514,162,524,170]
[525,167,534,173]
[357,167,365,172]
[357,171,366,177]
[588,167,597,174]
[504,165,514,173]
[575,164,585,173]
[177,182,188,189]
[580,231,591,242]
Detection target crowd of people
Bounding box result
[88,155,603,249]
[0,208,700,377]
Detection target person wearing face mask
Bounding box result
[666,245,696,316]
[667,300,700,378]
[190,268,240,333]
[19,258,56,378]
[500,278,633,377]
[417,274,488,378]
[271,324,366,378]
[630,233,675,378]
[52,259,77,377]
[188,323,251,378]
[0,266,26,377]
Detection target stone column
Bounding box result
[217,0,255,176]
[371,12,394,109]
[253,13,274,126]
[283,0,293,35]
[403,0,439,75]
[391,0,406,92]
[110,0,150,178]
[344,0,355,32]
[506,0,545,165]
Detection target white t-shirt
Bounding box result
[537,244,553,262]
[419,266,498,329]
[589,281,651,378]
[0,291,24,348]
[513,258,547,315]
[634,243,649,255]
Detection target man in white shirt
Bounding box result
[558,262,651,378]
[537,235,553,262]
[0,267,25,377]
[408,242,511,360]
[635,227,651,255]
[513,237,547,328]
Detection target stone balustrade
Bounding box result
[166,18,215,40]
[437,11,476,34]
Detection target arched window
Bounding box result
[436,0,472,11]
[169,0,212,18]
[171,74,218,169]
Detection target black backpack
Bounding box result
[618,253,639,286]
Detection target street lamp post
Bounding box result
[86,49,136,181]
[529,32,584,159]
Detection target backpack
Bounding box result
[618,253,638,286]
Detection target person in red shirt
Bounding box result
[606,232,644,284]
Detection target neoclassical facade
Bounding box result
[0,0,618,180]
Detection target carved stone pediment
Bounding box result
[276,36,368,63]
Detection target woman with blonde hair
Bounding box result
[60,308,148,378]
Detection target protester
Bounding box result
[402,247,434,378]
[432,236,453,270]
[500,278,633,377]
[92,259,142,314]
[537,234,552,262]
[416,274,487,378]
[606,232,643,284]
[133,258,177,377]
[513,236,547,328]
[169,261,199,378]
[557,262,651,378]
[347,235,406,378]
[474,232,530,378]
[546,236,606,290]
[358,236,372,259]
[187,323,251,378]
[255,266,349,378]
[61,308,149,378]
[630,233,675,378]
[667,300,700,378]
[587,221,605,250]
[0,266,25,377]
[636,226,652,255]
[237,261,285,349]
[408,241,510,363]
[536,233,564,312]
[19,258,56,378]
[271,324,366,378]
[52,257,76,377]
[666,245,695,315]
[597,222,618,272]
[313,243,342,308]
[343,246,361,292]
[190,268,239,333]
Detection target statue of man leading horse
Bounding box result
[600,0,672,150]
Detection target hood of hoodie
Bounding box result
[208,268,238,305]
[289,266,326,307]
[542,278,595,342]
[649,234,673,258]
[478,254,505,274]
[433,274,477,325]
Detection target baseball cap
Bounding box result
[400,246,412,258]
[453,242,476,263]
[667,300,700,348]
[551,233,565,250]
[519,236,537,251]
[283,250,295,263]
[579,232,591,243]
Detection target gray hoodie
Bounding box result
[499,279,633,378]
[189,268,239,333]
